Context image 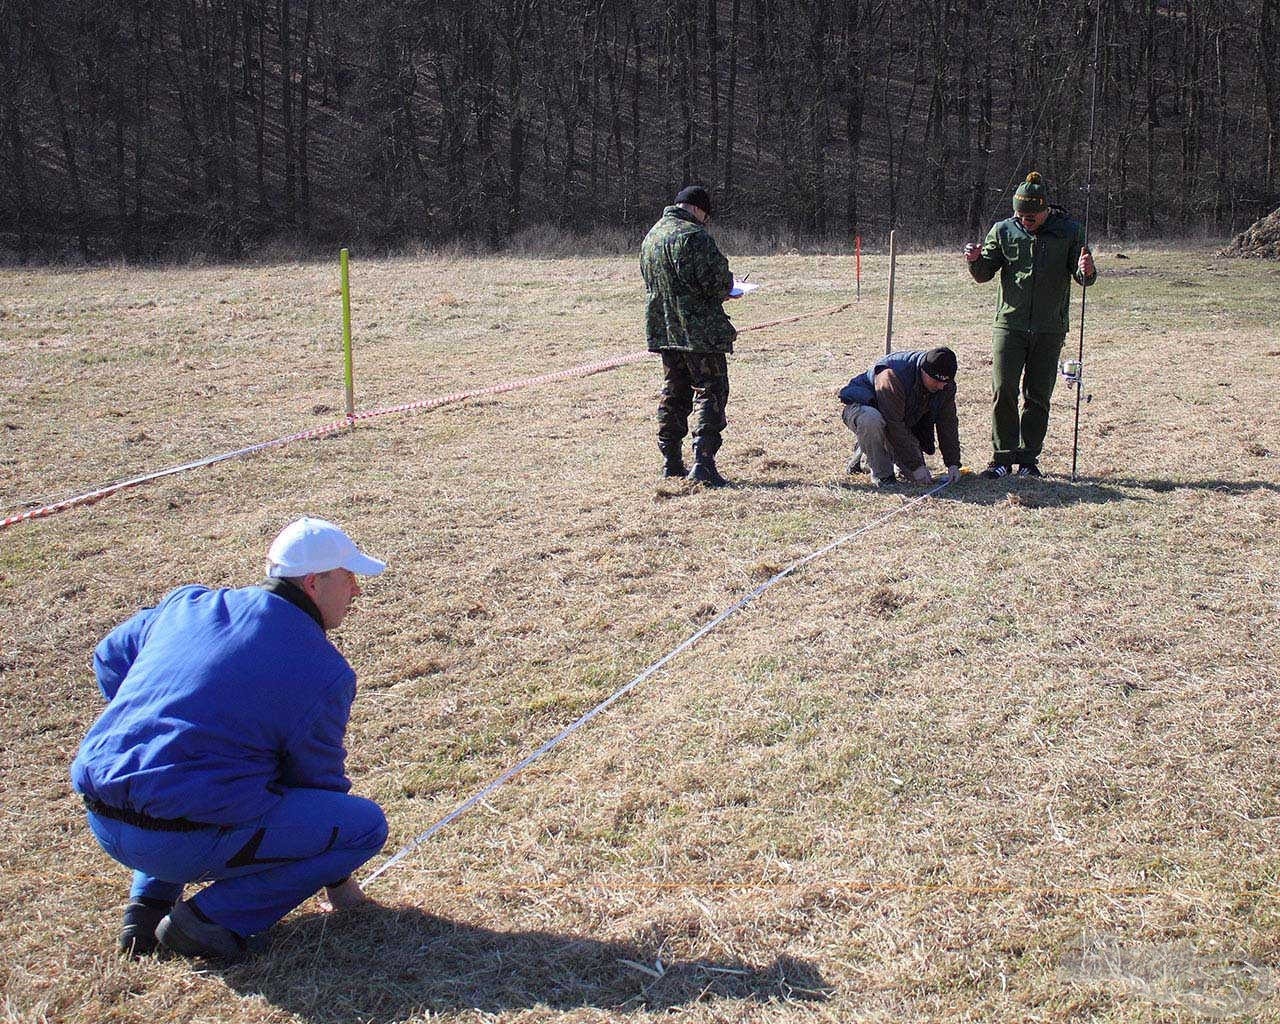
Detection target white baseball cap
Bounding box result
[266,517,387,578]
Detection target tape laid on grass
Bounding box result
[2,300,853,531]
[363,477,950,887]
[0,418,357,529]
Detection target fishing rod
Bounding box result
[1067,0,1103,481]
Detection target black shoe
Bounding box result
[659,443,687,478]
[846,446,867,474]
[688,457,729,487]
[980,463,1012,479]
[119,897,174,958]
[871,472,899,488]
[1016,462,1043,477]
[156,899,254,960]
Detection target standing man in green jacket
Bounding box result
[641,185,739,487]
[964,171,1097,478]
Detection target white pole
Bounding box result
[885,230,897,355]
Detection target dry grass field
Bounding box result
[1,242,1278,1023]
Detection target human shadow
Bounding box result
[219,904,832,1021]
[820,472,1280,510]
[1102,476,1280,497]
[810,475,1137,509]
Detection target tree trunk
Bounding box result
[676,0,693,183]
[34,20,89,258]
[0,12,30,260]
[254,0,266,209]
[505,0,532,234]
[707,0,719,187]
[723,0,739,216]
[630,17,643,211]
[807,0,829,235]
[1260,0,1279,192]
[967,0,993,236]
[300,0,315,230]
[1144,0,1158,230]
[280,0,295,223]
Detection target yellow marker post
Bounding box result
[340,248,355,425]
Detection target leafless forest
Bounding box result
[2,0,1278,259]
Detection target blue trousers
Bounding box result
[87,788,387,938]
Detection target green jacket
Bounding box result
[640,206,736,353]
[969,208,1097,333]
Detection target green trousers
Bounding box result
[991,328,1065,466]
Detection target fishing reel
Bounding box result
[1059,359,1091,403]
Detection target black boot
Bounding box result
[119,896,175,958]
[687,450,729,487]
[659,443,687,478]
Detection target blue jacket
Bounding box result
[71,584,357,825]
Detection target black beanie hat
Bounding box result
[674,185,712,216]
[921,347,957,381]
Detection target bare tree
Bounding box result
[722,0,740,216]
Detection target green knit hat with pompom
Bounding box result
[1013,171,1048,213]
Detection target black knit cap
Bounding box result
[921,347,957,381]
[674,185,712,216]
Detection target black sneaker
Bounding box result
[980,463,1011,479]
[119,897,174,958]
[1016,463,1043,477]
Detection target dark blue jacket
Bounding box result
[71,584,356,825]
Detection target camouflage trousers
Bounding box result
[657,351,730,457]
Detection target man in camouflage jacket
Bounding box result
[964,171,1097,478]
[640,184,738,487]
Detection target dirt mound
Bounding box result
[1220,206,1280,258]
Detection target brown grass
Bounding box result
[1,245,1278,1023]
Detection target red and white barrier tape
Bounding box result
[1,418,355,530]
[2,301,855,531]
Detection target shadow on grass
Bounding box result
[813,476,1140,508]
[1102,476,1280,497]
[221,904,832,1020]
[817,474,1280,509]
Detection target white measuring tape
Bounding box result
[363,477,953,886]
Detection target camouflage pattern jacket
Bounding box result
[968,207,1097,334]
[640,206,736,353]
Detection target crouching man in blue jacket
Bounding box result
[72,517,390,960]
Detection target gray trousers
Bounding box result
[841,404,896,483]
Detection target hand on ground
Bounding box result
[911,466,934,484]
[320,877,373,912]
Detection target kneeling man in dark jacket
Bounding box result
[839,347,962,487]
